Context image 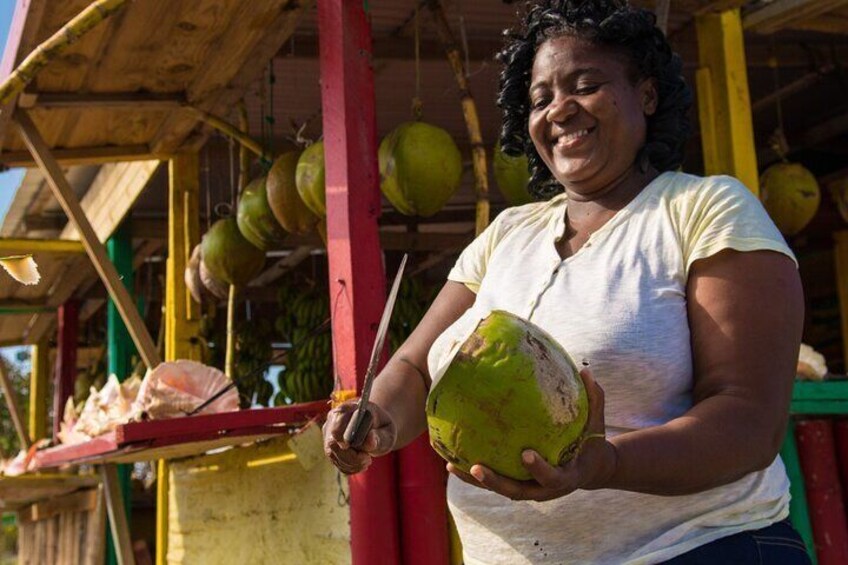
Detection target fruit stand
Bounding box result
[0,1,845,564]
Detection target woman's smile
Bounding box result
[553,126,596,152]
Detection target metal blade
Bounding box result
[359,253,407,406]
[342,254,408,447]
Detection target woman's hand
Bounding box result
[323,400,398,475]
[446,369,617,502]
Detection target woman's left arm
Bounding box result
[602,248,803,495]
[458,248,803,500]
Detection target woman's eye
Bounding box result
[530,98,550,110]
[574,84,601,95]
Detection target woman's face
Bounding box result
[528,35,657,196]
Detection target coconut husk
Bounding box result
[199,257,229,301]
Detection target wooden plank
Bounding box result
[101,464,135,565]
[249,245,316,287]
[695,9,759,194]
[29,339,48,441]
[85,486,107,565]
[118,401,329,444]
[792,379,848,402]
[15,109,160,368]
[150,1,309,155]
[21,91,185,109]
[17,489,99,524]
[0,238,84,255]
[0,357,31,449]
[60,160,160,243]
[0,144,165,168]
[317,1,401,563]
[743,0,848,34]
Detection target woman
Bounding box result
[324,1,808,563]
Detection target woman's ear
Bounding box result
[641,78,658,116]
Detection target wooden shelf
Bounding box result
[31,401,329,469]
[791,379,848,415]
[0,474,99,511]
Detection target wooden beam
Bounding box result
[0,238,84,255]
[52,301,77,441]
[248,245,316,287]
[14,109,160,368]
[18,91,185,110]
[696,9,759,194]
[24,256,92,344]
[60,160,160,243]
[29,340,49,442]
[743,0,848,34]
[101,464,135,565]
[0,144,167,169]
[317,1,401,564]
[0,358,30,449]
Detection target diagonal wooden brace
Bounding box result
[0,360,30,450]
[101,463,136,565]
[13,109,161,369]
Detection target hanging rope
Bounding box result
[266,60,277,167]
[768,41,790,161]
[411,4,424,120]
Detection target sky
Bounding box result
[0,2,31,365]
[0,1,23,227]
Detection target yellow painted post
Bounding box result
[158,154,202,565]
[28,340,48,442]
[695,9,760,195]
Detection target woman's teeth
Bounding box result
[556,129,591,146]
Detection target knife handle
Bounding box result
[343,407,374,449]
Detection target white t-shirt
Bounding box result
[427,172,797,565]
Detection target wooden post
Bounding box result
[317,1,401,563]
[157,154,202,565]
[29,340,49,442]
[13,109,160,369]
[106,222,135,565]
[53,301,78,441]
[695,9,760,195]
[781,420,818,561]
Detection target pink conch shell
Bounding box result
[134,360,239,419]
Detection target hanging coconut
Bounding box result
[236,175,286,250]
[200,218,265,287]
[379,121,463,217]
[185,244,226,303]
[267,151,320,234]
[493,142,533,206]
[296,141,327,218]
[760,162,820,236]
[199,258,229,300]
[426,310,588,481]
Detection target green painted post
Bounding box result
[781,419,817,563]
[106,221,136,565]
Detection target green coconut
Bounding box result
[493,142,534,206]
[296,141,327,217]
[426,310,589,480]
[237,175,286,250]
[379,121,463,217]
[200,218,266,287]
[760,162,821,236]
[267,151,320,235]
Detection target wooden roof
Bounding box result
[2,0,848,352]
[0,0,311,165]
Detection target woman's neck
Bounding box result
[564,165,659,227]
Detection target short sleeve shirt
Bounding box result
[427,172,796,565]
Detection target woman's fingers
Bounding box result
[323,400,397,474]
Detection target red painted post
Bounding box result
[317,1,401,564]
[53,300,78,440]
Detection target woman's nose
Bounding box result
[546,95,577,124]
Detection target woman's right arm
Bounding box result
[323,280,476,474]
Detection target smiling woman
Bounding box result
[322,2,808,564]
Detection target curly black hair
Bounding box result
[497,0,692,200]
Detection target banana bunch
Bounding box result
[234,318,275,408]
[274,283,334,405]
[388,277,432,352]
